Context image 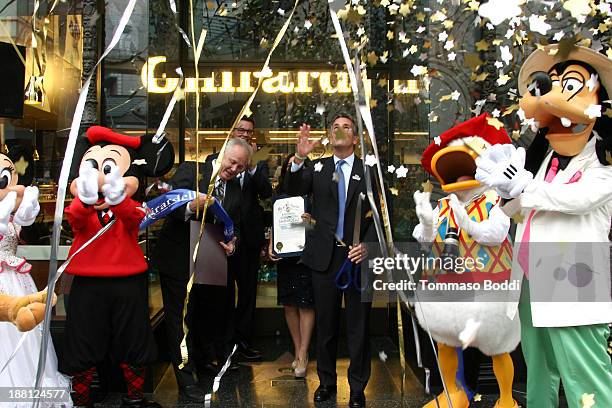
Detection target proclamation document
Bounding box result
[272,196,306,258]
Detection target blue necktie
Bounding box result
[336,159,346,240]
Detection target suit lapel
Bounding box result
[345,158,363,208]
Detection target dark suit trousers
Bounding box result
[187,261,237,365]
[311,245,372,391]
[159,271,196,387]
[234,245,260,344]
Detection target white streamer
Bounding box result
[204,344,238,407]
[33,0,140,403]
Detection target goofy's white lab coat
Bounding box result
[507,137,612,327]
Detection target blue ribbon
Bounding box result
[456,347,476,401]
[335,257,366,292]
[140,188,234,242]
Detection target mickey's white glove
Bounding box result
[449,194,474,235]
[412,191,436,243]
[13,186,40,226]
[475,144,533,199]
[101,166,126,206]
[0,191,17,235]
[76,161,100,205]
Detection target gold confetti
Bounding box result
[475,72,489,82]
[369,99,378,108]
[473,394,482,402]
[14,156,29,175]
[475,39,490,51]
[606,150,612,165]
[390,187,399,196]
[464,53,483,70]
[503,104,519,116]
[598,23,608,34]
[334,127,347,141]
[422,180,433,193]
[486,117,505,130]
[443,20,454,29]
[492,39,503,46]
[386,30,394,40]
[416,12,426,22]
[581,393,595,408]
[511,130,521,141]
[367,51,379,65]
[399,2,411,17]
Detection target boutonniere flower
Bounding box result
[314,162,323,172]
[352,174,361,181]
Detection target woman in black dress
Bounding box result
[268,153,315,378]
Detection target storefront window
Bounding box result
[1,1,83,320]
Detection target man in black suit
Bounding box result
[152,137,251,402]
[284,115,378,408]
[205,117,272,360]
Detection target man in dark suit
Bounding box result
[205,117,273,360]
[284,115,378,408]
[152,137,251,402]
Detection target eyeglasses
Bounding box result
[234,127,254,135]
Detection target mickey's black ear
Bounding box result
[69,136,92,181]
[7,144,34,186]
[137,134,175,177]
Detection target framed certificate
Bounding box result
[272,196,307,258]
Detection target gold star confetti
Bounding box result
[422,180,433,193]
[474,72,489,82]
[389,187,399,196]
[464,53,483,70]
[503,104,519,116]
[511,130,521,141]
[604,108,612,118]
[14,156,29,175]
[386,30,394,40]
[581,393,595,408]
[369,99,378,108]
[486,117,505,130]
[399,3,411,17]
[416,12,426,22]
[475,39,490,51]
[367,51,379,65]
[606,150,612,165]
[473,394,482,402]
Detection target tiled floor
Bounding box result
[97,336,513,407]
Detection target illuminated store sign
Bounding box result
[141,56,419,95]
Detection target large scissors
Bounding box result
[335,194,367,292]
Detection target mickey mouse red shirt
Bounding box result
[65,196,147,277]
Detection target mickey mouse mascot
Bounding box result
[59,126,174,408]
[475,45,612,408]
[413,113,518,408]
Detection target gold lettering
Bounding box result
[262,72,294,93]
[142,56,179,93]
[236,71,255,93]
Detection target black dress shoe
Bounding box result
[313,385,337,402]
[120,397,163,408]
[237,342,262,361]
[179,384,207,402]
[349,391,366,408]
[198,362,220,375]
